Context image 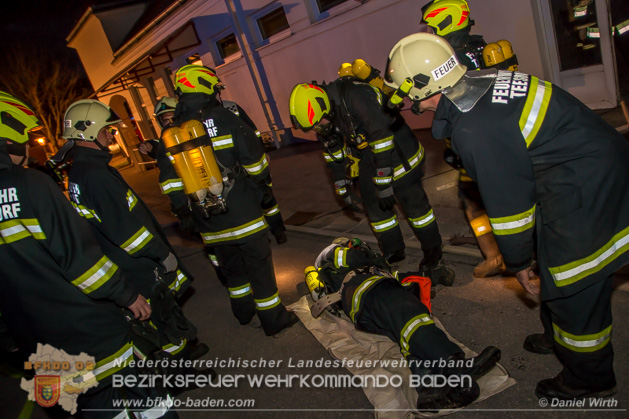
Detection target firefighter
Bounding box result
[385,32,629,400]
[170,64,298,336]
[309,238,501,410]
[143,95,288,245]
[0,92,176,417]
[421,0,512,278]
[62,99,206,362]
[289,80,455,286]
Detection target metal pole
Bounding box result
[224,0,293,148]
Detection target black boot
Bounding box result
[417,381,480,412]
[523,333,553,355]
[535,374,616,400]
[385,248,406,264]
[447,346,502,380]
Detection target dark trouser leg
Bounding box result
[547,277,615,390]
[213,244,256,325]
[358,157,405,256]
[355,280,462,366]
[393,166,442,268]
[238,235,296,336]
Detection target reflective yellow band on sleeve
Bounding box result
[121,227,153,254]
[72,256,119,294]
[159,179,184,194]
[0,218,46,244]
[489,205,536,235]
[126,190,137,211]
[243,154,269,175]
[211,135,234,150]
[334,247,347,269]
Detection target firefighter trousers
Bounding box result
[355,280,463,371]
[213,235,292,336]
[358,155,405,257]
[546,277,615,390]
[393,165,443,265]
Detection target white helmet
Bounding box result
[62,100,121,141]
[385,32,466,100]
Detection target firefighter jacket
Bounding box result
[172,93,270,246]
[314,243,395,324]
[157,100,266,211]
[68,146,191,297]
[432,69,629,299]
[321,78,425,197]
[0,150,138,384]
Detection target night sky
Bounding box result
[0,0,121,84]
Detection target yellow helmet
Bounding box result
[62,100,121,141]
[421,0,471,36]
[385,33,466,100]
[338,63,354,78]
[175,65,223,96]
[0,92,40,144]
[288,83,330,131]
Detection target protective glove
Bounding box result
[172,205,197,233]
[161,252,178,274]
[376,186,396,211]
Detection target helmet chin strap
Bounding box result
[95,140,110,152]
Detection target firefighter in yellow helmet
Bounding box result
[171,64,297,336]
[0,92,182,417]
[289,80,456,287]
[386,32,629,402]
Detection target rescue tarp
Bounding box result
[289,295,515,418]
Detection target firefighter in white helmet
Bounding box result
[62,99,210,364]
[385,32,629,401]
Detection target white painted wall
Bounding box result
[66,0,565,139]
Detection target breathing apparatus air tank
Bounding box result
[483,40,518,71]
[351,59,396,96]
[162,119,226,217]
[304,266,325,301]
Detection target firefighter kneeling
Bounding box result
[306,238,501,411]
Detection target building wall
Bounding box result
[68,0,553,141]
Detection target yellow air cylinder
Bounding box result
[304,266,325,301]
[162,120,223,201]
[483,42,505,69]
[497,40,518,71]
